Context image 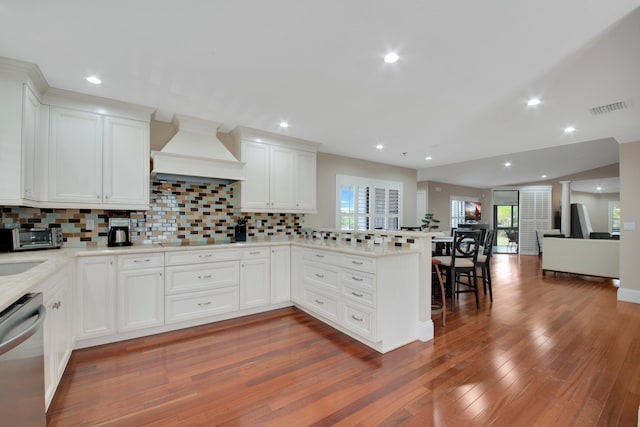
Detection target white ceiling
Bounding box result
[1,1,639,187]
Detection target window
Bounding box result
[451,199,465,229]
[609,201,621,234]
[336,175,402,230]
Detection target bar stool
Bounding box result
[431,258,446,326]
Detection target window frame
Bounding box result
[608,200,621,235]
[336,174,403,231]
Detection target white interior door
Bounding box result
[416,190,426,226]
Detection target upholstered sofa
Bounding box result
[541,237,620,278]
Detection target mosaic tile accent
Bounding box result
[0,179,304,247]
[300,229,418,249]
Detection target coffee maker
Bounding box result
[108,218,132,247]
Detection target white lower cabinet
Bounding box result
[303,286,339,322]
[37,261,74,410]
[76,252,165,341]
[164,248,240,324]
[240,247,270,309]
[270,245,291,304]
[76,256,117,339]
[118,262,164,332]
[294,247,419,353]
[166,288,239,323]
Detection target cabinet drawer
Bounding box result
[302,263,339,292]
[165,261,240,295]
[343,254,376,273]
[118,253,164,270]
[342,302,377,341]
[241,247,269,259]
[303,249,341,266]
[165,249,240,266]
[165,287,239,324]
[342,269,375,291]
[303,287,339,321]
[342,284,376,307]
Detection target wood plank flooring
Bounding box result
[47,254,640,426]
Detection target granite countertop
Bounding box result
[0,237,422,312]
[0,248,77,312]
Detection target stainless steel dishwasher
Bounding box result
[0,293,46,427]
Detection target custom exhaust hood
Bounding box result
[151,115,245,183]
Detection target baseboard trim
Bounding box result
[617,287,640,304]
[417,320,434,342]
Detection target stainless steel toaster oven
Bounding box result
[0,228,63,252]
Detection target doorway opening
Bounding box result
[494,204,518,253]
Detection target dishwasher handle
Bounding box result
[0,304,46,356]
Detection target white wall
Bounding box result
[570,191,620,232]
[619,141,640,300]
[417,180,489,232]
[305,152,417,228]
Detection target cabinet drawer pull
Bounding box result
[315,273,325,278]
[198,275,212,280]
[315,254,324,258]
[197,301,212,307]
[351,315,363,322]
[351,276,364,282]
[351,260,364,265]
[351,291,363,298]
[133,259,151,263]
[198,254,213,259]
[314,299,324,305]
[249,251,261,255]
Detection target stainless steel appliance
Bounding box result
[108,218,132,247]
[0,227,63,252]
[0,293,46,427]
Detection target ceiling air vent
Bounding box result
[589,100,629,115]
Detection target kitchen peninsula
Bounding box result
[0,232,431,408]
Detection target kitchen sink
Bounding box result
[0,261,45,276]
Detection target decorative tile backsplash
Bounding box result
[0,179,303,247]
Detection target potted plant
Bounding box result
[421,213,441,231]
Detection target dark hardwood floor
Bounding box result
[47,254,640,426]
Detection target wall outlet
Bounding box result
[623,221,636,230]
[86,219,94,231]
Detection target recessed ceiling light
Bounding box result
[279,121,289,128]
[596,186,602,191]
[527,98,541,106]
[564,126,576,133]
[541,174,547,178]
[504,162,512,167]
[384,52,399,64]
[375,144,384,150]
[425,156,432,161]
[86,76,102,85]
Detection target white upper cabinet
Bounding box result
[43,90,153,209]
[48,107,103,204]
[21,85,41,201]
[103,116,150,206]
[269,145,296,210]
[240,141,271,210]
[0,58,46,205]
[231,127,319,213]
[295,149,316,211]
